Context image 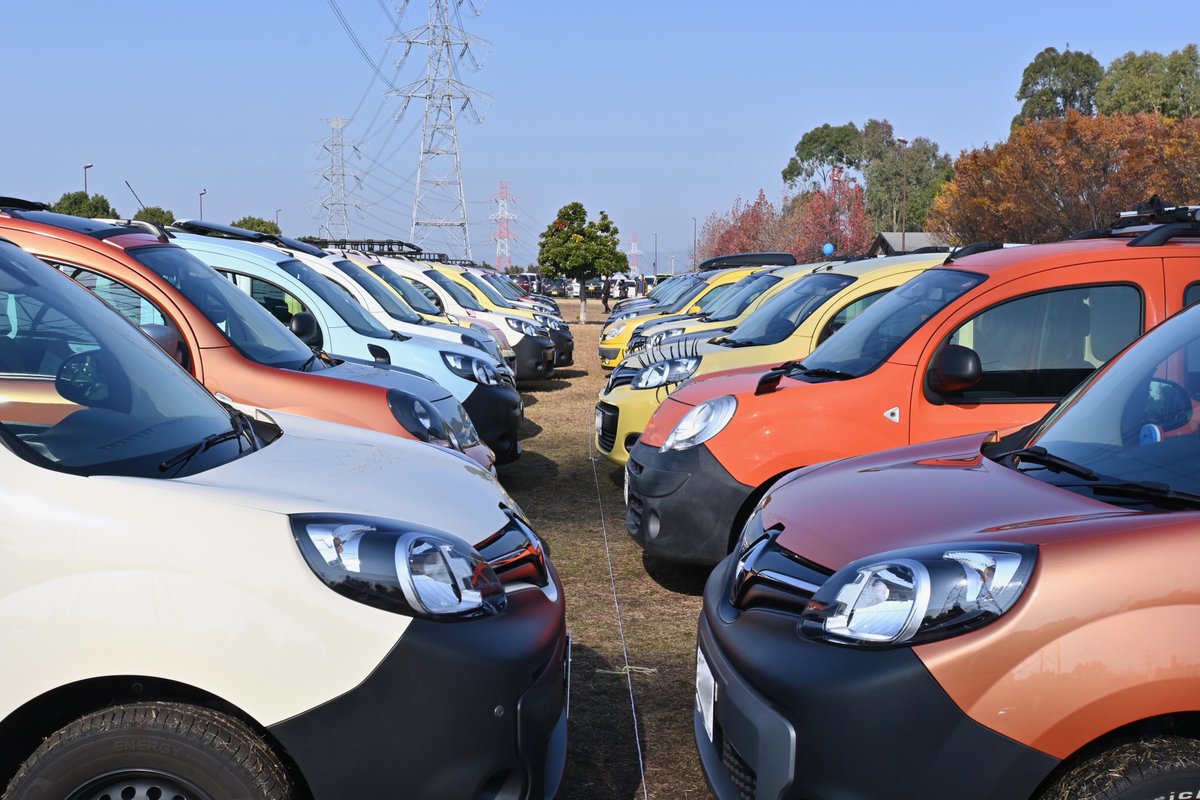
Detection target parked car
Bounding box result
[480,269,562,316]
[0,235,568,799]
[697,269,1200,799]
[627,202,1200,565]
[545,278,570,298]
[596,254,944,466]
[0,202,497,469]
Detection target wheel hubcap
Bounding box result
[67,769,215,800]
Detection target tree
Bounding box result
[231,216,281,235]
[1013,47,1103,128]
[862,133,954,233]
[134,206,174,227]
[711,191,779,255]
[927,112,1200,244]
[52,191,118,219]
[781,122,862,188]
[782,173,873,261]
[537,202,628,322]
[1097,45,1200,118]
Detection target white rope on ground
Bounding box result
[587,426,651,800]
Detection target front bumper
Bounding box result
[513,334,557,381]
[549,327,574,367]
[598,343,626,369]
[463,382,524,465]
[272,570,569,800]
[625,440,752,565]
[695,557,1057,800]
[593,384,658,466]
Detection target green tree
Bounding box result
[52,191,118,219]
[231,216,281,235]
[134,206,174,227]
[537,202,628,322]
[864,135,954,233]
[1013,47,1103,128]
[1097,45,1200,118]
[781,122,862,188]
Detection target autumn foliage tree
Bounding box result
[782,173,873,261]
[927,112,1200,244]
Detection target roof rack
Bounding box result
[93,218,171,242]
[1068,197,1200,247]
[943,242,1002,264]
[697,252,797,271]
[0,197,51,211]
[172,219,329,258]
[310,238,423,257]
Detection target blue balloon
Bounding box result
[822,242,834,256]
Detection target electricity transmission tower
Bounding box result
[629,233,643,274]
[490,181,516,271]
[317,117,361,239]
[391,0,492,258]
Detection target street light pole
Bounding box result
[895,137,909,253]
[691,217,697,270]
[199,189,207,220]
[275,209,282,228]
[83,163,93,195]
[653,232,658,276]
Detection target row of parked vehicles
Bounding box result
[597,200,1200,799]
[0,199,574,799]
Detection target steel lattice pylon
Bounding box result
[490,181,516,271]
[317,117,360,240]
[390,0,491,259]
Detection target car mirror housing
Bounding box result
[930,344,982,394]
[289,311,319,345]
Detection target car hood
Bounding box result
[115,411,513,543]
[664,362,776,407]
[634,312,704,335]
[764,432,1136,571]
[320,359,452,403]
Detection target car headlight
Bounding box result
[505,317,539,337]
[291,514,507,619]
[661,395,737,451]
[534,313,566,331]
[800,543,1036,647]
[649,327,685,346]
[442,352,500,385]
[387,389,461,450]
[632,356,699,389]
[602,322,627,341]
[461,331,504,362]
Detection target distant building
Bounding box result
[866,232,949,257]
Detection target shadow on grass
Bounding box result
[521,393,539,408]
[553,368,588,380]
[605,464,625,489]
[520,377,575,393]
[497,449,560,490]
[641,555,711,597]
[519,418,544,440]
[560,643,648,800]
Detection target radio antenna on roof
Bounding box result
[124,181,147,212]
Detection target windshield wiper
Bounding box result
[1086,479,1200,510]
[299,348,323,372]
[1008,446,1097,480]
[158,408,259,475]
[790,365,856,380]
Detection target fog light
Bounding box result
[647,511,660,540]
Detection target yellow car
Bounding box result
[594,252,946,465]
[597,266,760,369]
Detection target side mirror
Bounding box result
[140,324,184,365]
[1146,378,1192,431]
[56,351,112,408]
[289,311,319,345]
[929,344,982,394]
[688,304,702,315]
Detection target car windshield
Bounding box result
[129,246,321,371]
[461,271,516,309]
[425,269,486,311]
[329,259,422,324]
[483,273,523,300]
[724,273,856,346]
[800,269,985,377]
[0,240,246,478]
[367,264,443,316]
[705,273,783,322]
[661,278,710,314]
[275,259,393,339]
[1016,304,1200,501]
[650,276,700,307]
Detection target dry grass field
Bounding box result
[497,299,715,800]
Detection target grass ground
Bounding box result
[497,299,714,800]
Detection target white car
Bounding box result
[0,236,567,799]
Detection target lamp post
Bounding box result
[275,208,282,228]
[653,232,658,276]
[691,216,698,270]
[199,189,207,220]
[83,163,93,195]
[895,137,909,253]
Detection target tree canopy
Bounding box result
[52,192,118,219]
[231,216,282,235]
[537,202,627,320]
[1013,47,1104,128]
[781,122,862,188]
[134,206,174,227]
[1097,45,1200,118]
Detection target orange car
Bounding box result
[0,201,500,469]
[696,272,1200,799]
[628,201,1200,565]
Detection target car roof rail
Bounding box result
[93,218,172,242]
[697,252,797,271]
[310,238,424,257]
[0,197,51,211]
[1128,221,1200,247]
[943,242,1002,263]
[1067,197,1200,246]
[172,219,330,258]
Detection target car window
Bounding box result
[1185,282,1200,308]
[816,289,891,346]
[230,273,324,351]
[330,260,422,324]
[426,270,485,311]
[939,284,1142,402]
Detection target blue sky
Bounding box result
[3,1,1196,269]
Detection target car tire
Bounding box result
[4,701,293,800]
[1038,736,1200,800]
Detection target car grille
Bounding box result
[721,734,757,800]
[596,402,619,453]
[604,364,639,393]
[599,346,622,361]
[627,334,647,352]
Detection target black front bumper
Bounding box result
[696,557,1058,800]
[464,382,524,464]
[513,334,557,381]
[549,327,574,367]
[272,575,569,800]
[625,440,752,565]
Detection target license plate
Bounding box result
[624,466,631,506]
[696,647,716,742]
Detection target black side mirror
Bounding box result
[1146,378,1192,431]
[140,324,184,365]
[930,344,982,394]
[56,351,113,408]
[289,311,319,345]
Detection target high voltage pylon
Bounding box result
[490,181,516,271]
[316,117,361,239]
[390,0,492,259]
[629,233,643,273]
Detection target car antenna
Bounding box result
[124,180,148,211]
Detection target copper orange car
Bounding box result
[0,200,498,469]
[697,267,1200,799]
[628,201,1200,565]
